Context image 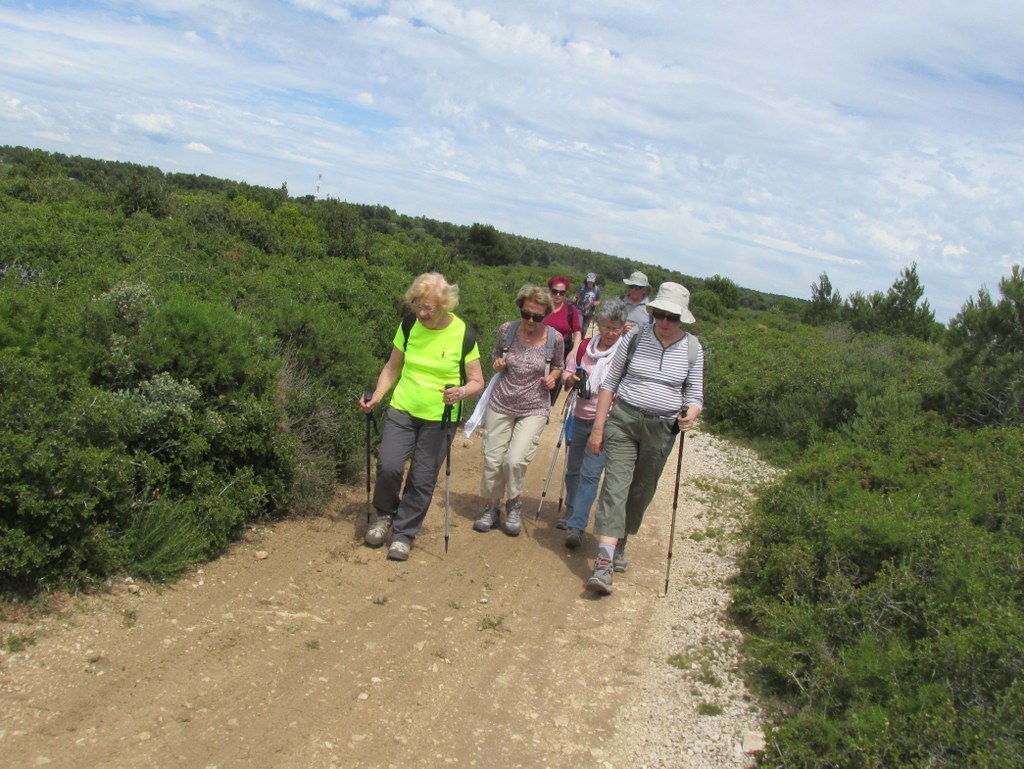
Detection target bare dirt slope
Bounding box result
[1,417,772,769]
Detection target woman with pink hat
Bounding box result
[583,281,704,595]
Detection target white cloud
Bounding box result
[1,1,1022,320]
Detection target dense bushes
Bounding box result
[733,412,1024,766]
[706,302,1024,766]
[704,316,949,461]
[0,147,621,592]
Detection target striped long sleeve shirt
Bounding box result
[599,326,704,417]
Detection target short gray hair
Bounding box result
[596,298,628,324]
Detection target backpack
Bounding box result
[623,328,698,373]
[574,337,591,367]
[574,287,597,317]
[559,304,579,357]
[501,320,559,371]
[401,313,478,419]
[577,330,697,370]
[623,328,699,430]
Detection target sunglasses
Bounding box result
[550,288,567,295]
[628,284,644,290]
[651,310,681,322]
[520,309,546,322]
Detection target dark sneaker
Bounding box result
[364,514,392,548]
[565,528,583,549]
[613,538,628,573]
[586,558,614,595]
[555,517,568,530]
[473,503,501,533]
[387,540,410,561]
[504,499,522,537]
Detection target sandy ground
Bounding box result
[1,413,769,769]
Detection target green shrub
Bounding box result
[735,416,1024,767]
[125,499,207,581]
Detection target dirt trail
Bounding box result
[1,415,762,769]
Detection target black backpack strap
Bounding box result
[459,323,477,387]
[502,320,520,356]
[400,312,417,351]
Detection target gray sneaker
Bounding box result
[504,499,522,537]
[473,503,501,533]
[387,540,411,561]
[613,538,628,573]
[364,514,392,547]
[555,517,569,530]
[586,557,614,595]
[565,528,583,549]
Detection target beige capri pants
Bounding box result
[480,408,548,502]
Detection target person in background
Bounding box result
[475,286,564,537]
[621,270,652,331]
[359,273,484,561]
[543,274,582,365]
[584,282,704,595]
[573,272,602,337]
[557,299,628,550]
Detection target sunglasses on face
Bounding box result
[628,284,644,290]
[651,310,681,322]
[550,288,567,295]
[520,309,546,322]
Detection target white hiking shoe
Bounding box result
[473,503,501,533]
[364,514,392,547]
[504,499,522,537]
[387,540,411,561]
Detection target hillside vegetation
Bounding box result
[2,146,1022,767]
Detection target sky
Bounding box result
[2,1,1023,321]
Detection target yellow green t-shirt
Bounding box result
[390,314,480,421]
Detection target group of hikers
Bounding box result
[357,269,704,595]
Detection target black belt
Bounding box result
[618,399,677,420]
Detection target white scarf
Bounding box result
[586,332,623,392]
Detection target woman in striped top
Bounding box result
[583,282,704,595]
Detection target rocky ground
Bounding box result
[1,424,779,769]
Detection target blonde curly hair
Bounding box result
[404,272,459,311]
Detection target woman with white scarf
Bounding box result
[557,299,629,549]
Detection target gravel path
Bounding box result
[0,427,781,769]
[605,430,782,769]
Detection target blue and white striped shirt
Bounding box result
[600,326,704,417]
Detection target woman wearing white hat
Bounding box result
[583,282,704,595]
[620,270,652,331]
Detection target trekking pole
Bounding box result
[363,390,374,524]
[535,391,576,520]
[663,432,686,596]
[442,384,455,554]
[555,408,574,518]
